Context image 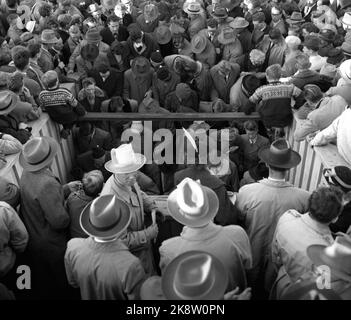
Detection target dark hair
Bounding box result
[96,62,109,73]
[244,120,258,132]
[269,28,282,40]
[7,13,18,24]
[303,84,323,103]
[13,48,30,71]
[207,18,218,28]
[27,39,41,58]
[82,77,96,88]
[301,22,319,34]
[107,14,120,24]
[309,186,343,223]
[39,3,52,17]
[6,0,17,8]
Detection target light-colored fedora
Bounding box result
[0,90,18,115]
[191,34,207,54]
[155,25,172,45]
[183,2,202,15]
[217,27,236,45]
[19,137,58,172]
[339,58,351,82]
[162,250,228,300]
[40,29,59,44]
[80,194,131,239]
[167,177,219,228]
[105,143,146,174]
[229,17,249,29]
[307,234,351,283]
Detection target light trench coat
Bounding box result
[101,175,158,276]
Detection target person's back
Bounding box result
[65,237,145,300]
[159,222,252,292]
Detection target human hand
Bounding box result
[145,223,158,240]
[224,287,252,300]
[66,180,82,192]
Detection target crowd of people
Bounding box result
[1,0,351,300]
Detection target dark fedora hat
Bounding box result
[19,137,59,172]
[80,194,131,239]
[258,138,301,169]
[241,74,261,97]
[162,251,228,300]
[80,43,99,61]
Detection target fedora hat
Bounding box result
[101,0,117,10]
[25,20,36,33]
[155,25,172,45]
[184,2,202,15]
[281,279,341,300]
[169,23,185,35]
[105,143,146,174]
[221,0,241,11]
[229,17,249,29]
[80,194,131,239]
[19,137,58,172]
[341,12,351,26]
[341,41,351,56]
[339,59,351,82]
[85,29,102,43]
[210,5,228,19]
[41,29,59,44]
[218,27,236,45]
[258,139,301,169]
[307,234,351,283]
[80,43,99,61]
[162,251,228,300]
[0,90,18,115]
[167,178,219,228]
[319,29,336,43]
[286,11,305,24]
[191,34,207,54]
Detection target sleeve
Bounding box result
[233,227,253,270]
[119,228,149,250]
[66,92,78,108]
[249,87,262,104]
[124,259,146,300]
[38,179,70,230]
[310,114,340,146]
[141,190,157,213]
[6,205,29,253]
[0,135,22,154]
[235,187,250,224]
[76,57,88,79]
[123,73,131,100]
[67,43,81,73]
[293,119,319,142]
[64,243,79,288]
[159,242,172,274]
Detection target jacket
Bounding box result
[38,47,54,73]
[326,83,351,105]
[72,127,112,155]
[175,167,240,226]
[0,201,28,278]
[210,63,240,104]
[101,176,157,276]
[126,32,160,61]
[76,54,110,80]
[100,26,129,45]
[159,222,252,291]
[64,238,146,300]
[88,69,123,99]
[221,38,243,65]
[310,108,351,166]
[294,95,348,141]
[194,40,217,69]
[152,71,180,107]
[235,179,310,288]
[290,69,333,92]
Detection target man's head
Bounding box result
[82,77,96,99]
[114,3,127,18]
[7,71,23,94]
[249,49,265,66]
[27,39,41,59]
[301,22,319,39]
[285,35,301,50]
[69,25,81,43]
[96,62,110,79]
[207,18,218,36]
[42,70,59,89]
[79,121,94,137]
[269,28,282,45]
[108,14,121,35]
[82,170,104,197]
[12,46,29,71]
[295,53,312,71]
[303,84,323,108]
[271,6,282,23]
[303,35,320,55]
[323,166,351,194]
[266,64,282,82]
[7,13,19,26]
[244,120,258,140]
[115,171,138,186]
[308,187,344,224]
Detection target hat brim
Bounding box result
[217,34,235,45]
[286,19,305,24]
[307,245,351,283]
[19,136,58,172]
[258,146,301,169]
[80,198,131,239]
[41,38,59,44]
[191,42,207,54]
[167,185,219,228]
[281,279,341,300]
[229,21,249,29]
[0,92,18,115]
[162,250,228,300]
[104,153,146,174]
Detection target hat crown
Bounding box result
[23,138,51,166]
[86,29,102,42]
[176,178,208,218]
[174,253,215,299]
[290,11,303,20]
[89,195,121,231]
[269,139,291,162]
[0,91,13,111]
[41,29,58,43]
[111,143,137,167]
[222,27,234,39]
[187,2,201,12]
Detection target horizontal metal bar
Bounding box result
[78,112,261,121]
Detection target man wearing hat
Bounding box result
[230,17,252,54]
[154,25,175,58]
[19,137,79,299]
[191,33,216,69]
[271,186,343,299]
[64,194,147,299]
[170,23,193,57]
[123,55,154,105]
[38,29,60,73]
[236,138,310,299]
[159,178,252,292]
[67,28,110,75]
[101,143,160,276]
[184,2,207,39]
[282,35,302,77]
[136,3,159,33]
[218,26,243,65]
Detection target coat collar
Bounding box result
[181,222,222,241]
[259,178,294,188]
